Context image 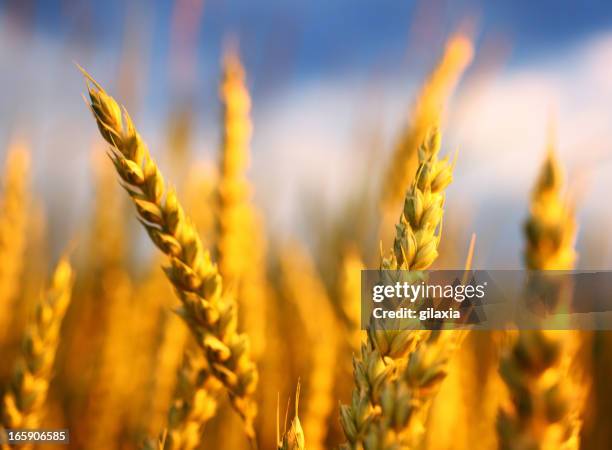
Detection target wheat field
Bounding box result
[1,6,612,450]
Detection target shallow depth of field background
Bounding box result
[1,0,612,449]
[1,0,611,267]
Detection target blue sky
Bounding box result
[5,0,612,100]
[1,0,612,267]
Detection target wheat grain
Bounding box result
[381,129,452,272]
[79,67,259,442]
[1,257,74,450]
[144,169,209,438]
[339,344,393,448]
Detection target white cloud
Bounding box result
[248,31,612,265]
[1,19,611,266]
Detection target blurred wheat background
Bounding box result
[1,0,612,449]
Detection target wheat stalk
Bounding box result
[0,143,30,348]
[1,257,74,450]
[498,144,583,450]
[341,129,459,449]
[79,67,259,442]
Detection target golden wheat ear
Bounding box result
[1,256,74,442]
[340,129,459,449]
[278,381,305,450]
[498,138,584,450]
[79,67,259,444]
[157,352,220,450]
[381,34,472,209]
[215,49,268,360]
[0,142,30,350]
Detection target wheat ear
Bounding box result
[278,382,305,450]
[79,67,258,440]
[1,257,74,450]
[216,49,267,359]
[498,145,583,450]
[381,34,472,208]
[0,143,30,347]
[145,353,221,450]
[341,129,458,449]
[216,49,252,281]
[524,145,576,270]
